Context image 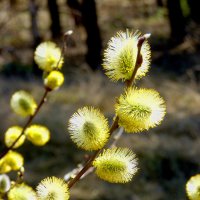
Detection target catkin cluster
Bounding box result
[67,30,166,185]
[0,41,64,175]
[0,30,167,200]
[0,41,67,199]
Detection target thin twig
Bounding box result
[0,31,74,159]
[55,30,73,70]
[65,126,124,181]
[110,127,124,148]
[125,34,149,87]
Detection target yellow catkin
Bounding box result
[25,125,50,146]
[10,90,37,117]
[34,42,63,72]
[68,107,110,151]
[186,174,200,200]
[0,151,24,173]
[103,30,151,82]
[4,126,25,149]
[36,176,70,200]
[44,70,64,90]
[8,184,37,200]
[93,147,138,183]
[115,88,166,133]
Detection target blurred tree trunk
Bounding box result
[82,0,102,70]
[67,0,102,70]
[187,0,200,23]
[67,0,81,10]
[29,0,41,48]
[47,0,62,39]
[29,0,41,75]
[167,0,186,45]
[156,0,163,7]
[9,0,17,7]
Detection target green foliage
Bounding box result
[180,0,190,17]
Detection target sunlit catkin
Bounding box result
[0,151,24,173]
[36,176,69,200]
[103,30,151,82]
[25,125,50,146]
[68,107,110,151]
[4,126,25,149]
[93,147,138,183]
[10,90,37,117]
[8,184,37,200]
[44,70,64,90]
[34,41,63,72]
[115,88,166,133]
[186,174,200,200]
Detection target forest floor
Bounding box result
[0,0,200,200]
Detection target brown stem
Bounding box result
[0,88,49,159]
[55,45,65,70]
[67,34,149,189]
[68,117,119,189]
[55,30,73,70]
[125,35,147,87]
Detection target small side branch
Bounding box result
[66,34,150,189]
[0,88,49,159]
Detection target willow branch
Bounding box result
[55,30,73,70]
[0,31,74,159]
[65,126,124,182]
[0,88,49,159]
[125,33,150,87]
[68,117,119,188]
[67,34,149,189]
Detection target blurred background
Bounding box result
[0,0,200,199]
